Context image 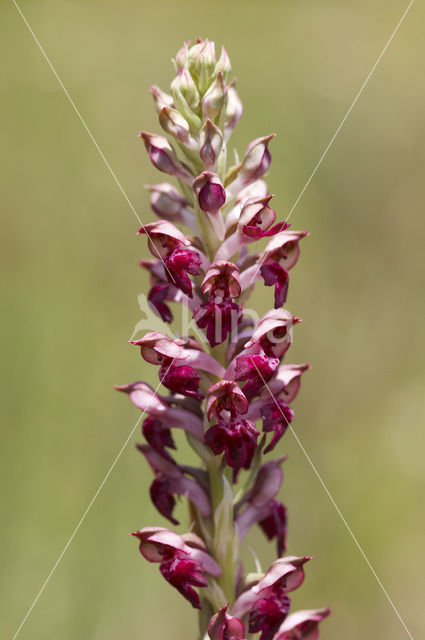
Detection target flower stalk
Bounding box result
[117,38,330,640]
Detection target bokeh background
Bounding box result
[1,0,424,638]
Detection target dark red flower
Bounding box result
[131,527,221,609]
[159,549,208,609]
[234,353,279,399]
[249,587,291,640]
[142,415,176,463]
[261,400,294,453]
[195,297,242,347]
[205,418,259,480]
[165,247,202,297]
[260,263,289,309]
[243,221,289,239]
[150,476,179,525]
[160,360,202,399]
[259,500,288,556]
[148,284,173,323]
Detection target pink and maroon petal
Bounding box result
[208,606,246,640]
[273,608,331,640]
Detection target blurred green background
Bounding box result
[1,0,424,638]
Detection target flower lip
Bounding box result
[261,400,294,453]
[141,417,177,465]
[140,447,212,524]
[260,263,289,309]
[249,591,291,640]
[195,297,242,347]
[205,417,259,480]
[259,500,288,557]
[148,283,173,323]
[165,246,202,297]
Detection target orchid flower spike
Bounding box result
[117,37,330,640]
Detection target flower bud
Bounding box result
[159,106,191,144]
[226,135,275,199]
[214,46,231,81]
[149,85,174,113]
[223,81,243,140]
[199,119,224,169]
[139,132,193,183]
[240,134,274,183]
[175,40,190,68]
[187,38,216,94]
[171,68,200,112]
[193,171,226,214]
[146,183,189,221]
[202,72,226,122]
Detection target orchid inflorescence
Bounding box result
[116,38,330,640]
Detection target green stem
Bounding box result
[195,201,220,260]
[206,343,236,606]
[207,459,236,604]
